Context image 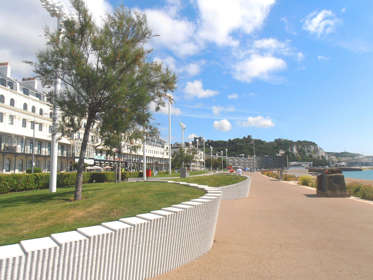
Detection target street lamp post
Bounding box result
[203,138,205,170]
[32,119,35,173]
[221,151,223,171]
[166,93,174,175]
[253,139,256,172]
[143,135,147,181]
[40,0,68,193]
[179,122,186,168]
[210,146,213,172]
[225,148,228,169]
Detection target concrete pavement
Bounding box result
[153,173,373,280]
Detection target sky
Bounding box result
[1,0,373,154]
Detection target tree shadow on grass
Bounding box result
[0,187,104,209]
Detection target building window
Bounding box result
[32,106,36,113]
[31,121,35,130]
[48,143,51,155]
[23,103,27,111]
[5,158,11,172]
[23,88,29,95]
[27,159,32,169]
[0,112,3,123]
[7,81,14,90]
[37,142,42,154]
[49,112,52,118]
[8,115,14,125]
[49,126,52,133]
[18,159,23,172]
[29,141,33,154]
[0,78,5,87]
[39,108,43,116]
[22,119,26,128]
[36,160,40,168]
[10,98,14,107]
[39,123,42,131]
[20,137,24,152]
[0,95,4,104]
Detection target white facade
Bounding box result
[0,62,170,173]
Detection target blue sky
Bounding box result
[2,0,373,154]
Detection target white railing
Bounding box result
[0,182,222,280]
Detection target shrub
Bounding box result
[283,174,297,181]
[0,171,124,194]
[298,175,315,187]
[347,183,373,201]
[89,172,115,183]
[261,171,280,179]
[26,167,42,174]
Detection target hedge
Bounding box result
[0,172,116,194]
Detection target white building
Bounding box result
[0,62,170,173]
[171,142,204,170]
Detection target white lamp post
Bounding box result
[166,93,174,175]
[225,148,228,169]
[40,0,70,193]
[210,145,213,172]
[143,135,147,181]
[179,122,186,168]
[203,138,205,170]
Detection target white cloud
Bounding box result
[297,52,305,62]
[228,93,239,99]
[197,0,276,46]
[240,116,274,128]
[188,133,198,140]
[253,38,288,52]
[233,54,286,83]
[184,80,218,99]
[317,55,329,61]
[145,9,200,56]
[0,0,112,78]
[149,101,182,116]
[184,63,201,76]
[213,119,232,132]
[303,10,339,37]
[212,105,235,115]
[154,56,177,72]
[341,8,347,14]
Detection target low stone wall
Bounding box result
[216,176,251,200]
[0,182,221,280]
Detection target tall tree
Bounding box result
[33,0,176,200]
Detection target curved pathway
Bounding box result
[153,173,373,280]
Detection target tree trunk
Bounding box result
[74,114,94,201]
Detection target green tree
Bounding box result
[172,148,196,169]
[33,0,176,200]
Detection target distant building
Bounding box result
[0,62,170,173]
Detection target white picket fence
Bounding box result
[0,181,222,280]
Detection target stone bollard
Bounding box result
[316,169,348,197]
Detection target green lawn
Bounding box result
[172,174,246,187]
[0,181,204,246]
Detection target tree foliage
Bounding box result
[33,0,176,200]
[206,136,328,166]
[172,148,196,169]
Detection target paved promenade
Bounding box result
[153,173,373,280]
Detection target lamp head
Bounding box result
[179,122,186,130]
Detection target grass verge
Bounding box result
[172,173,246,187]
[0,181,204,246]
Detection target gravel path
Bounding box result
[153,173,373,280]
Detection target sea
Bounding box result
[343,170,373,180]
